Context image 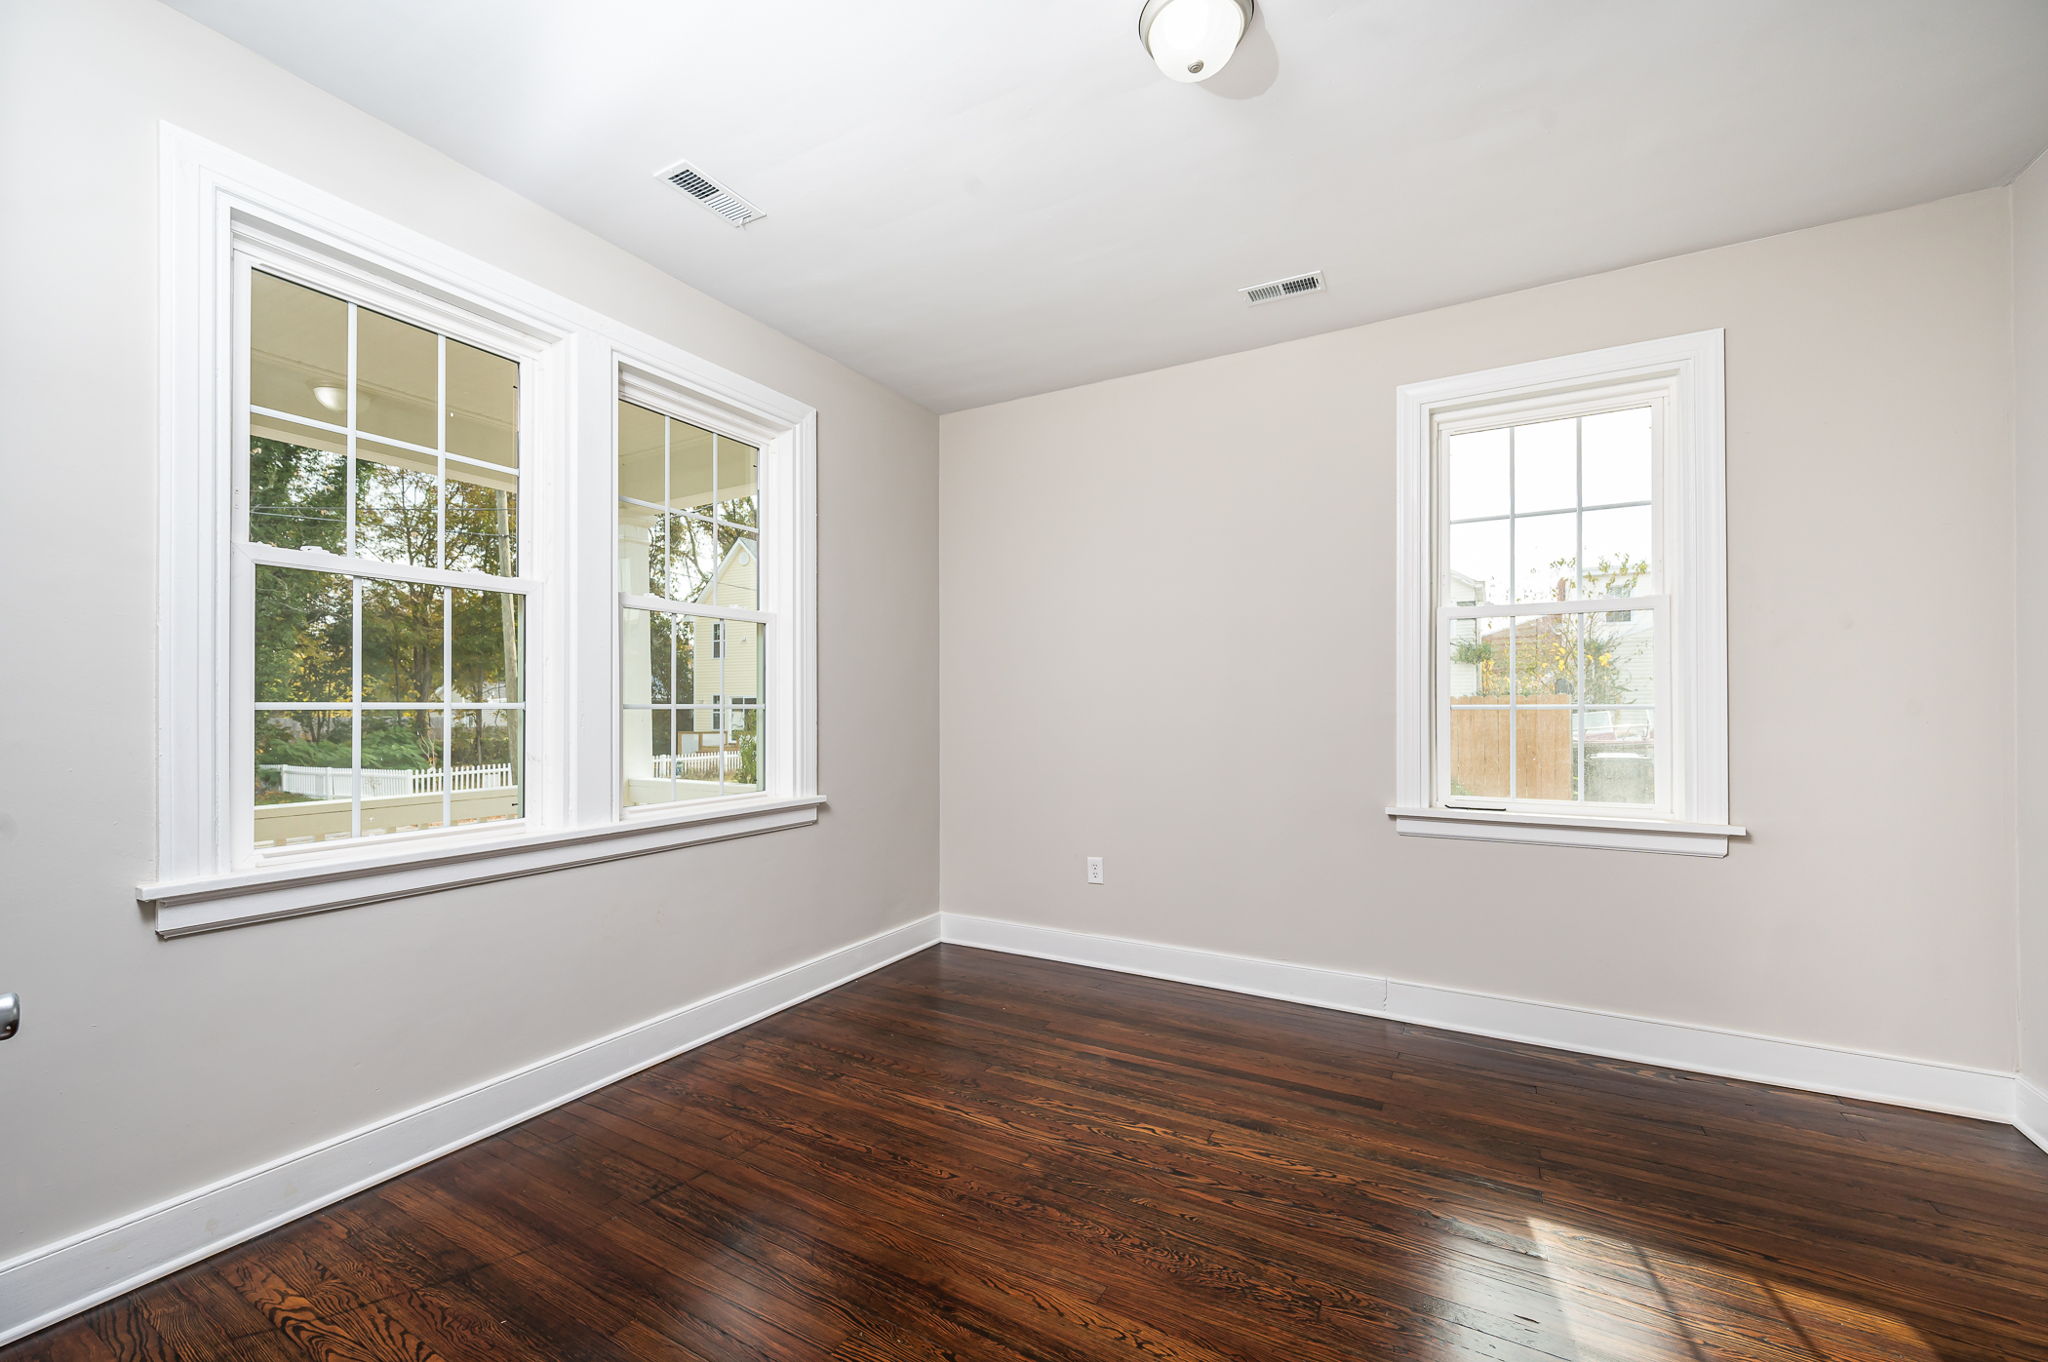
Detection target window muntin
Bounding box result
[1435,401,1665,812]
[618,400,767,811]
[245,270,526,852]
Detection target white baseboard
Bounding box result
[939,914,2019,1124]
[0,913,941,1349]
[2021,1078,2048,1157]
[940,914,1393,1015]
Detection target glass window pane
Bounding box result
[711,529,760,609]
[1513,510,1577,602]
[1581,407,1652,507]
[1582,709,1656,805]
[618,503,663,595]
[360,579,445,703]
[671,708,730,801]
[254,565,351,703]
[1445,615,1509,703]
[1513,417,1577,514]
[1514,694,1576,800]
[1446,616,1509,802]
[1444,428,1508,520]
[619,401,665,503]
[1513,613,1578,700]
[356,308,439,448]
[1510,613,1578,801]
[622,608,667,705]
[359,710,446,836]
[1581,504,1654,598]
[674,615,703,703]
[449,709,523,827]
[726,706,764,795]
[451,589,523,702]
[1583,607,1655,707]
[445,463,519,576]
[622,707,676,809]
[666,418,716,514]
[248,420,346,552]
[716,619,765,708]
[1443,520,1507,606]
[659,513,719,603]
[353,439,438,568]
[445,339,518,468]
[715,436,759,527]
[249,271,347,425]
[253,710,354,848]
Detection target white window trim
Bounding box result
[1388,330,1742,856]
[144,125,821,935]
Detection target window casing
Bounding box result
[1391,332,1739,856]
[146,127,820,934]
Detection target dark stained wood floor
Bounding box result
[10,945,2048,1362]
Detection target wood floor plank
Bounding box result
[8,944,2048,1361]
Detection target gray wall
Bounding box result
[0,0,938,1258]
[2019,150,2048,1100]
[941,190,2018,1072]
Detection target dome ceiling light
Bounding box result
[1138,0,1254,83]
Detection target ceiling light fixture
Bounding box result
[311,384,346,412]
[1138,0,1252,83]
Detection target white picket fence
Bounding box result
[650,751,742,782]
[266,764,515,798]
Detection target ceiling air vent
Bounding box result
[1240,270,1326,305]
[656,159,765,228]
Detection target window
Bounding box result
[244,270,528,852]
[1391,332,1740,855]
[615,400,765,807]
[147,128,820,934]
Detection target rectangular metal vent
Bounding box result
[656,159,766,228]
[1240,270,1326,305]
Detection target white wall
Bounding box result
[941,191,2018,1072]
[0,0,937,1258]
[2018,150,2048,1104]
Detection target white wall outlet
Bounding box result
[1086,856,1105,885]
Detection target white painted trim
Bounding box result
[0,914,941,1348]
[1393,330,1730,846]
[939,915,2018,1122]
[1381,976,2011,1120]
[941,915,1392,1015]
[1386,805,1741,856]
[2021,1078,2048,1157]
[144,796,828,937]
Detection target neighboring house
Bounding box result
[684,537,760,747]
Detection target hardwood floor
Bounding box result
[10,944,2048,1361]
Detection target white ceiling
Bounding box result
[169,0,2048,413]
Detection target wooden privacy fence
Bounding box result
[1450,694,1574,800]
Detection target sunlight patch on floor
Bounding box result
[1526,1218,1941,1361]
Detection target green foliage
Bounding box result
[249,434,525,778]
[254,712,441,771]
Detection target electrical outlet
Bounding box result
[1086,856,1105,885]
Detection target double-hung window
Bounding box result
[617,397,767,807]
[242,268,531,853]
[1391,332,1740,855]
[146,128,819,934]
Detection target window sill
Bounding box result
[1385,805,1744,857]
[139,795,827,937]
